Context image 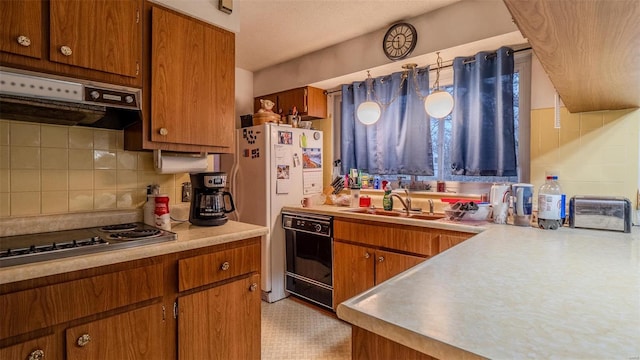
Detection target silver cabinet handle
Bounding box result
[159,127,168,136]
[378,256,384,263]
[249,283,258,292]
[220,261,230,271]
[60,45,72,56]
[17,35,31,47]
[364,252,370,259]
[28,349,44,360]
[76,333,91,347]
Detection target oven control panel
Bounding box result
[282,213,332,237]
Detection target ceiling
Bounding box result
[235,0,460,72]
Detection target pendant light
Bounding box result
[356,71,381,125]
[424,52,454,118]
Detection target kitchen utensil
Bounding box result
[511,183,534,226]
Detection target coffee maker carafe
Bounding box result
[189,172,235,226]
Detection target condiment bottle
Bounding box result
[154,194,171,230]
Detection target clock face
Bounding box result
[383,23,417,60]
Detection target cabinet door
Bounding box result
[65,304,164,360]
[49,0,141,78]
[0,334,58,360]
[0,1,42,59]
[276,88,306,116]
[438,233,471,253]
[333,241,375,309]
[375,249,426,284]
[151,6,235,148]
[178,274,260,360]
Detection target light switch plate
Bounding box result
[219,0,232,14]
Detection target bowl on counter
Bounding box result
[444,202,490,221]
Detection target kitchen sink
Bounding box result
[339,207,445,220]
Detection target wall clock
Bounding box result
[382,22,417,61]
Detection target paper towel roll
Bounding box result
[154,150,208,174]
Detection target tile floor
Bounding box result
[261,297,351,360]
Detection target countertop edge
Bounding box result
[1,221,268,285]
[337,303,487,360]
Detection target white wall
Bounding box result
[150,0,239,32]
[252,0,520,96]
[235,67,254,128]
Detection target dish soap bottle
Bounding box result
[382,184,393,211]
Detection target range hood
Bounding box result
[0,67,142,129]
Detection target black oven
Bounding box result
[282,211,333,310]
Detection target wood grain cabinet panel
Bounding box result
[334,218,438,257]
[150,5,234,149]
[178,242,260,292]
[333,241,375,308]
[0,0,43,59]
[375,249,426,284]
[254,86,327,120]
[49,0,141,78]
[65,304,164,360]
[0,334,58,360]
[0,263,163,339]
[352,326,437,360]
[178,273,261,360]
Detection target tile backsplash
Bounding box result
[0,120,212,217]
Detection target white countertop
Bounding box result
[1,220,268,285]
[285,205,640,359]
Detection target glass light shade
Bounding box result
[357,101,382,125]
[424,90,454,118]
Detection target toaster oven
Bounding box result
[568,196,632,233]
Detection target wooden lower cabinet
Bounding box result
[333,217,474,310]
[352,326,437,360]
[0,237,262,360]
[65,304,164,360]
[178,273,261,360]
[333,241,426,308]
[0,334,57,360]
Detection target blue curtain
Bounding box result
[341,68,433,175]
[450,46,517,176]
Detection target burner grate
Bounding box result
[108,229,161,240]
[100,223,138,232]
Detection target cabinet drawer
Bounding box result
[0,263,163,339]
[0,334,58,360]
[178,242,260,291]
[334,218,438,256]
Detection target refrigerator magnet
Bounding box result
[278,131,293,145]
[300,133,307,148]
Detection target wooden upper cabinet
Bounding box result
[254,86,327,120]
[49,0,142,78]
[0,1,43,59]
[503,0,640,112]
[151,5,235,149]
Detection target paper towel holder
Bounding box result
[153,149,209,174]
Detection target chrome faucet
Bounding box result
[428,199,434,215]
[390,194,410,216]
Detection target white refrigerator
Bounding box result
[229,123,323,303]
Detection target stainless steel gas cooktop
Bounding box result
[0,223,177,267]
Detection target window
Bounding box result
[331,52,531,189]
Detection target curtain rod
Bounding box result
[324,47,532,95]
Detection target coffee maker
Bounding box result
[189,172,235,226]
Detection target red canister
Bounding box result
[154,195,171,230]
